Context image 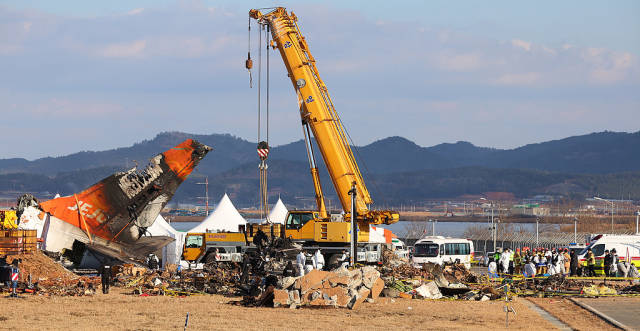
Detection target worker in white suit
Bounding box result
[296,251,307,277]
[312,250,325,270]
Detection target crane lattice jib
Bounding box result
[250,8,398,225]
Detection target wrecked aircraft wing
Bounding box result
[86,236,176,263]
[37,139,211,257]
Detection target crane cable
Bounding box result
[263,25,271,220]
[246,17,253,88]
[255,23,271,221]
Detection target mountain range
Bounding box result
[1,130,639,206]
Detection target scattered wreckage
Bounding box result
[3,243,640,306]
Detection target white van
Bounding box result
[577,234,640,276]
[412,236,474,269]
[392,238,410,259]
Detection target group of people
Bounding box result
[285,249,330,277]
[487,247,580,278]
[487,246,640,278]
[522,247,577,277]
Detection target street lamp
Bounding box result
[495,218,500,250]
[433,219,437,236]
[594,197,614,233]
[480,198,497,251]
[573,217,578,243]
[536,217,540,248]
[428,219,436,236]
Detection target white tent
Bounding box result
[267,198,288,224]
[188,194,247,233]
[144,215,185,268]
[17,206,46,237]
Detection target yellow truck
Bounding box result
[0,210,18,229]
[182,223,284,263]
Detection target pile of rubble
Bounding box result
[3,251,100,296]
[240,266,384,309]
[113,262,245,297]
[508,273,640,297]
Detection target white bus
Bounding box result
[412,236,474,269]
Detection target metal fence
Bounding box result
[398,221,638,254]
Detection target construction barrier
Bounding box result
[0,229,37,255]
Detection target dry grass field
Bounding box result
[2,288,559,330]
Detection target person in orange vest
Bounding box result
[586,248,596,277]
[562,249,571,275]
[513,249,522,275]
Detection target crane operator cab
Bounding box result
[182,233,205,262]
[285,211,318,230]
[285,211,320,241]
[285,210,354,243]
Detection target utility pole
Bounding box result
[610,201,614,233]
[594,197,614,233]
[492,206,496,252]
[536,217,540,248]
[573,217,577,243]
[636,211,639,235]
[349,182,357,267]
[196,176,210,216]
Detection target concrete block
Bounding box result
[288,289,301,304]
[326,275,350,287]
[309,297,330,306]
[348,269,363,289]
[369,277,384,299]
[320,287,350,307]
[333,266,351,276]
[279,276,297,290]
[348,287,370,310]
[361,266,380,289]
[294,269,331,294]
[273,289,290,307]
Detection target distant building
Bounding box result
[510,204,550,216]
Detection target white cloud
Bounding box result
[98,40,147,58]
[581,48,636,84]
[511,39,532,51]
[435,52,482,71]
[126,8,144,16]
[30,98,125,117]
[0,3,638,159]
[493,72,541,86]
[0,43,22,55]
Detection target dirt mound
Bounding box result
[6,251,78,282]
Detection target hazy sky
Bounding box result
[1,0,639,159]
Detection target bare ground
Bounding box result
[527,297,620,331]
[2,288,559,331]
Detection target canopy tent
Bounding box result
[189,194,247,233]
[267,198,289,224]
[144,214,184,268]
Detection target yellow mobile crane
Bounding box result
[249,7,398,230]
[183,7,398,264]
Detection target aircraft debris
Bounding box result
[18,139,211,264]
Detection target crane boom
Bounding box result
[250,7,398,225]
